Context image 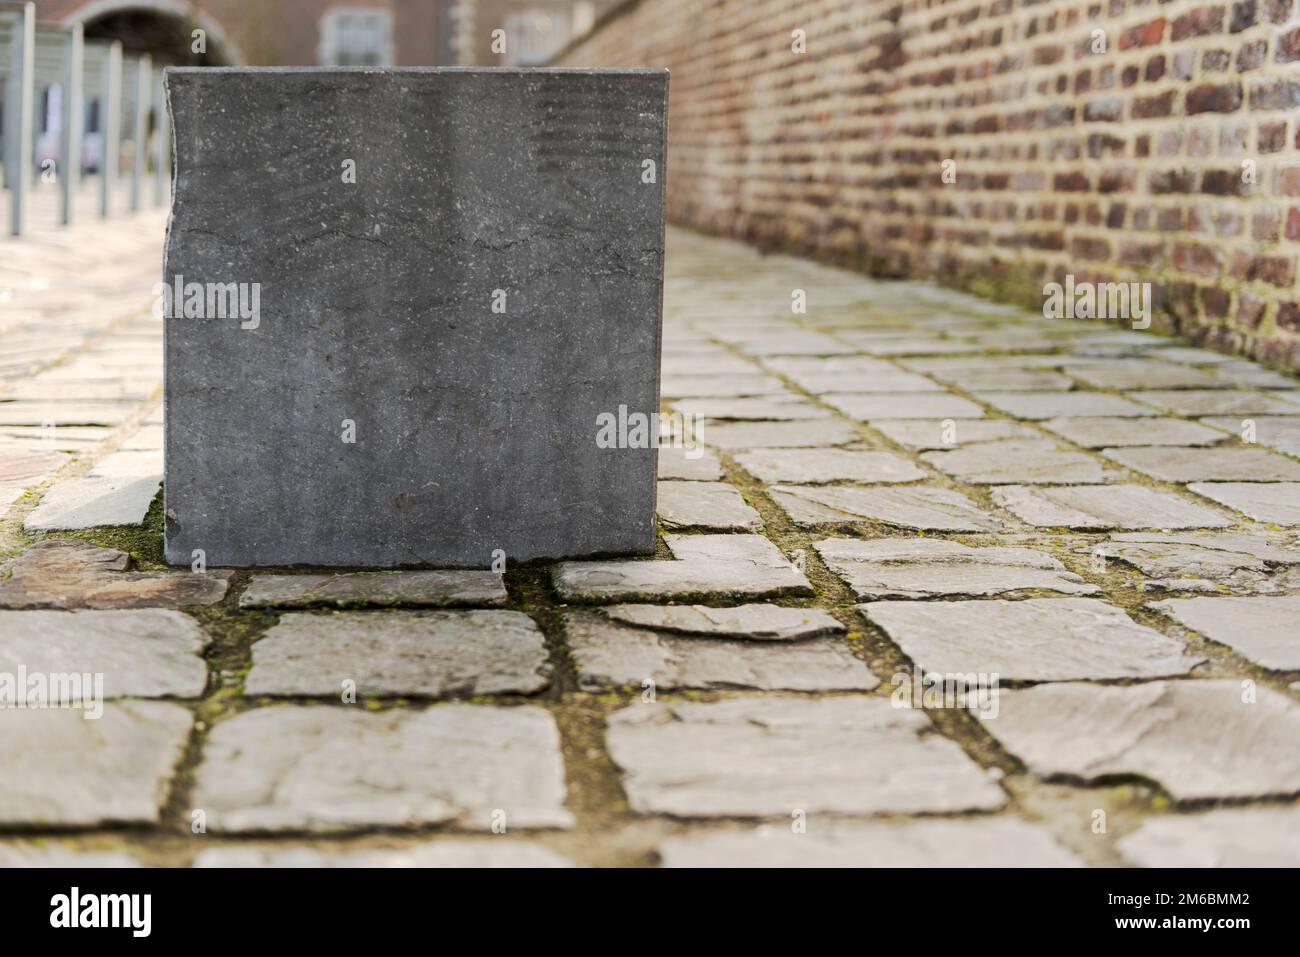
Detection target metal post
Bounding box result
[130,51,149,211]
[152,68,168,207]
[4,2,35,236]
[99,39,120,218]
[59,23,83,225]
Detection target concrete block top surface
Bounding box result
[163,68,667,567]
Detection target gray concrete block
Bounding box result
[163,68,667,566]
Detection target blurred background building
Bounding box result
[3,1,618,228]
[30,0,615,67]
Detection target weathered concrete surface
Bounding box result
[164,69,667,567]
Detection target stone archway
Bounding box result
[65,0,243,66]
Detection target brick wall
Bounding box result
[556,0,1300,369]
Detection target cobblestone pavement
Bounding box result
[2,217,1300,867]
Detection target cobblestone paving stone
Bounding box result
[1129,390,1300,417]
[655,480,763,530]
[861,598,1204,681]
[0,539,231,608]
[868,417,1040,450]
[0,609,210,698]
[980,681,1300,800]
[191,705,573,832]
[1114,807,1300,867]
[238,569,507,608]
[244,610,552,697]
[1200,415,1300,456]
[0,702,192,827]
[656,446,724,480]
[1100,446,1300,482]
[657,818,1083,867]
[192,842,577,868]
[3,221,1299,866]
[734,447,926,484]
[565,610,877,692]
[607,696,1006,817]
[1096,532,1300,593]
[991,484,1232,529]
[599,603,844,641]
[1186,482,1300,525]
[1149,596,1300,670]
[920,439,1118,484]
[1040,416,1227,448]
[816,538,1097,598]
[771,484,1005,530]
[0,844,144,868]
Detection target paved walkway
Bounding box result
[1,218,1299,867]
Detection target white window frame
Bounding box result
[318,7,396,67]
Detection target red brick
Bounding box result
[1172,243,1223,277]
[1246,256,1295,285]
[1278,303,1300,332]
[1132,90,1176,118]
[1238,293,1266,327]
[1278,166,1300,196]
[1119,18,1167,49]
[1286,206,1300,240]
[1230,0,1259,31]
[1200,286,1231,317]
[1237,40,1267,71]
[1172,6,1226,40]
[1186,83,1242,113]
[1279,27,1300,62]
[1259,122,1288,153]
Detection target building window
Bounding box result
[503,10,563,66]
[319,8,395,66]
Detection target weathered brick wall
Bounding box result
[556,0,1300,368]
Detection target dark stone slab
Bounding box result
[163,68,667,567]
